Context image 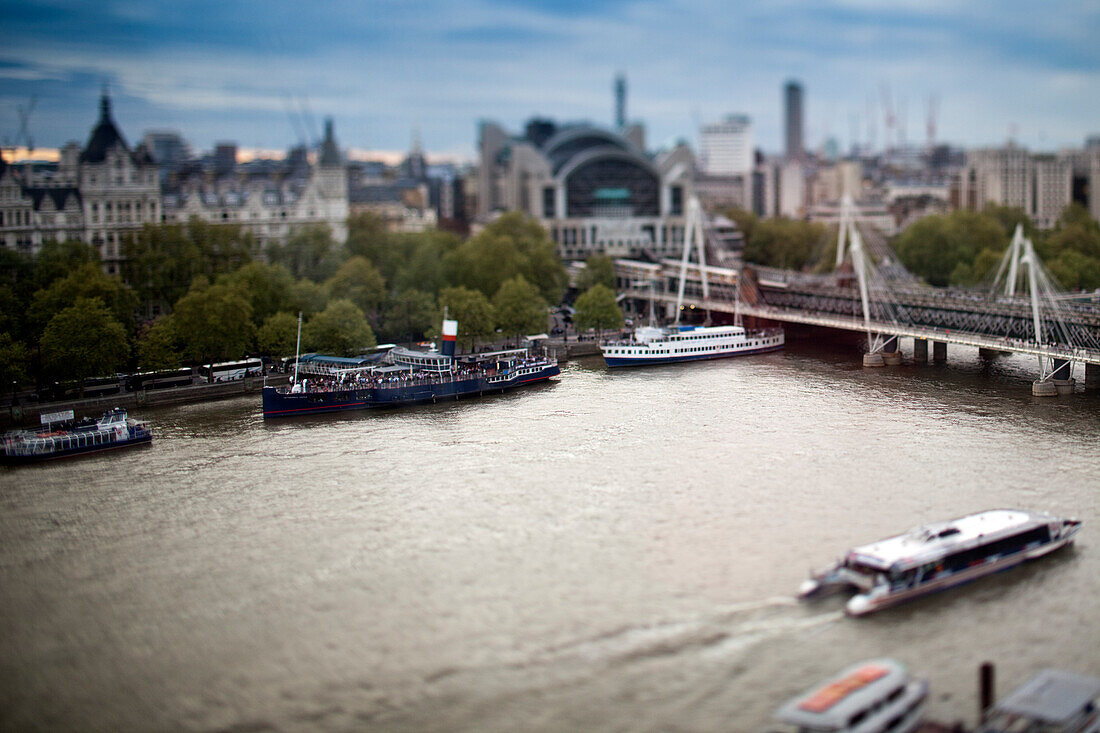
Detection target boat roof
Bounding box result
[776,659,910,729]
[389,346,451,363]
[455,348,529,361]
[639,324,745,341]
[991,669,1100,725]
[846,509,1050,572]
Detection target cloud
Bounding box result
[1,0,1098,156]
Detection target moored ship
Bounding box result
[261,317,560,418]
[799,509,1082,616]
[599,323,783,367]
[773,658,928,733]
[1,408,152,465]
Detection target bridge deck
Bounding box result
[619,286,1100,366]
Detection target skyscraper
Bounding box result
[785,80,804,161]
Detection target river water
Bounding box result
[1,340,1098,732]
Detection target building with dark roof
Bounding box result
[476,118,695,260]
[0,92,160,271]
[162,117,348,246]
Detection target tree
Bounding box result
[576,254,616,292]
[893,211,1006,287]
[267,223,343,282]
[123,221,255,314]
[1039,205,1100,291]
[345,212,392,269]
[573,284,623,337]
[0,332,29,395]
[325,256,386,317]
[380,289,436,344]
[438,286,495,350]
[172,279,255,368]
[40,298,129,394]
[721,207,758,245]
[444,212,566,304]
[257,312,301,357]
[389,229,462,295]
[288,278,329,318]
[303,300,375,356]
[493,275,547,340]
[744,219,827,271]
[136,317,181,371]
[982,204,1035,239]
[28,262,139,338]
[221,262,296,326]
[32,239,100,290]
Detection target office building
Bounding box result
[785,81,804,161]
[700,115,753,176]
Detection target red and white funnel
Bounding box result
[442,318,458,358]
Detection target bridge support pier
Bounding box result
[1086,363,1100,390]
[1052,359,1076,395]
[932,341,947,362]
[1033,380,1058,397]
[978,348,1003,359]
[863,351,885,367]
[913,338,928,363]
[881,336,902,365]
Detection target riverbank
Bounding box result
[2,374,291,429]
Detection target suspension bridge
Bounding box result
[612,197,1100,396]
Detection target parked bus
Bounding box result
[200,359,263,383]
[127,368,196,392]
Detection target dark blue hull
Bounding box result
[603,343,783,368]
[262,364,560,418]
[1,433,152,465]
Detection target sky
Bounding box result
[1,0,1098,162]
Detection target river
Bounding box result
[1,340,1097,732]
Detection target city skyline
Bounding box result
[1,0,1098,161]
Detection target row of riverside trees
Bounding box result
[0,212,626,398]
[725,202,1100,291]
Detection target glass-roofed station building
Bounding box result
[476,118,696,261]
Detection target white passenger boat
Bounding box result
[773,658,928,733]
[980,669,1100,733]
[1,408,152,465]
[798,509,1082,616]
[599,324,783,367]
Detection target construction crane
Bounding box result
[3,95,37,161]
[879,83,896,153]
[925,94,939,150]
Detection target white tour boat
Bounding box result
[600,324,784,367]
[599,194,783,368]
[799,509,1082,616]
[773,658,928,733]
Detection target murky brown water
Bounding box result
[1,340,1097,732]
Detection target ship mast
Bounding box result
[292,311,302,385]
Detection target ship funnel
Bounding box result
[442,318,458,358]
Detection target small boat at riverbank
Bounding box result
[261,317,560,418]
[599,323,783,367]
[773,658,928,733]
[980,668,1100,733]
[799,509,1082,616]
[1,408,152,465]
